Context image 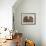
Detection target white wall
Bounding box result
[13,0,41,46]
[0,0,16,29]
[41,0,46,46]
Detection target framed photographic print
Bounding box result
[21,13,36,25]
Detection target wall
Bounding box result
[0,0,16,29]
[41,0,46,46]
[13,0,41,46]
[0,0,17,39]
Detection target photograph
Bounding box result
[21,13,36,25]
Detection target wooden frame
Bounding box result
[21,13,36,25]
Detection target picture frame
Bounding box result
[21,13,36,25]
